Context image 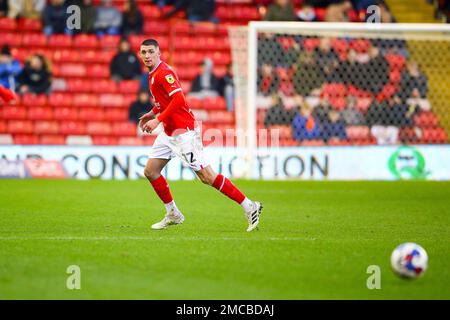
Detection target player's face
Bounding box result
[139,45,161,70]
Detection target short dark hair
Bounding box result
[140,39,159,48]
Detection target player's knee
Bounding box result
[198,171,215,185]
[144,166,159,181]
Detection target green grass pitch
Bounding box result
[0,179,449,299]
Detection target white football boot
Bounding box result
[245,201,263,232]
[151,211,185,230]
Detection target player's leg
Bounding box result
[195,166,263,232]
[144,158,185,229]
[146,131,185,230]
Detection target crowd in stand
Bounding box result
[258,34,430,145]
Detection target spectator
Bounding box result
[189,58,220,99]
[312,97,331,125]
[400,61,428,101]
[314,38,339,81]
[257,64,280,96]
[264,0,297,21]
[17,54,52,94]
[110,38,142,81]
[264,95,296,127]
[218,64,234,112]
[0,46,22,92]
[43,0,70,35]
[164,0,217,23]
[297,5,318,22]
[257,33,284,66]
[293,52,325,96]
[8,0,45,19]
[139,72,150,92]
[341,95,366,125]
[321,110,347,141]
[292,102,321,141]
[0,0,8,17]
[121,0,144,36]
[95,0,122,36]
[153,0,176,7]
[367,96,411,145]
[129,91,152,124]
[79,0,96,34]
[325,0,353,22]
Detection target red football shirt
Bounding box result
[148,61,196,136]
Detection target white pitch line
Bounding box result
[0,236,315,241]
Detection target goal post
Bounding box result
[229,22,450,179]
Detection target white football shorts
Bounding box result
[148,126,209,172]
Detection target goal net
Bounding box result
[229,22,450,177]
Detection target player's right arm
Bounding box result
[138,106,160,131]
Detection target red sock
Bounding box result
[150,175,173,204]
[212,174,246,204]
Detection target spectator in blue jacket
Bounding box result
[0,46,22,92]
[321,110,347,142]
[292,103,321,141]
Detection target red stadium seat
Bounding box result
[22,94,47,107]
[34,121,59,135]
[39,135,65,145]
[17,18,42,32]
[54,107,78,121]
[0,18,17,31]
[90,79,118,94]
[60,121,86,135]
[7,120,34,134]
[86,122,112,135]
[413,112,439,128]
[100,35,120,48]
[349,39,371,53]
[143,135,156,145]
[118,80,139,94]
[111,122,137,136]
[144,20,170,34]
[67,78,92,92]
[78,108,104,121]
[0,33,22,47]
[299,139,325,146]
[140,5,160,19]
[207,111,234,125]
[118,136,144,146]
[346,126,370,141]
[385,53,406,71]
[55,63,87,77]
[99,94,125,107]
[13,134,39,145]
[104,109,128,122]
[0,121,6,133]
[73,34,98,49]
[303,38,321,52]
[202,96,227,110]
[422,127,448,144]
[48,93,73,108]
[48,35,73,48]
[52,49,80,63]
[28,107,53,121]
[21,33,47,47]
[2,106,27,120]
[73,94,99,108]
[90,64,110,78]
[92,136,118,145]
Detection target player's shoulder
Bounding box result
[155,62,178,82]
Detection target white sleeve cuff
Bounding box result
[168,88,182,97]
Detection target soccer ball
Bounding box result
[390,243,428,278]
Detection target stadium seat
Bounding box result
[67,78,92,92]
[73,35,98,49]
[73,94,99,108]
[90,64,110,78]
[414,112,439,128]
[7,120,34,134]
[17,18,42,32]
[90,79,118,94]
[0,121,6,133]
[0,33,22,47]
[39,135,65,145]
[143,135,156,145]
[48,35,73,48]
[92,136,118,145]
[111,122,137,136]
[13,134,39,145]
[104,109,128,122]
[0,18,17,31]
[422,127,448,144]
[52,49,80,63]
[54,107,78,121]
[0,134,13,144]
[207,111,234,125]
[202,96,227,110]
[118,136,144,146]
[55,63,87,78]
[60,121,87,135]
[100,35,120,48]
[299,140,325,147]
[2,106,27,120]
[66,135,92,145]
[86,122,112,135]
[118,80,139,94]
[22,94,47,107]
[48,93,73,108]
[34,121,59,135]
[78,108,104,122]
[21,33,47,47]
[346,126,370,141]
[99,94,125,107]
[144,20,170,34]
[28,107,53,121]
